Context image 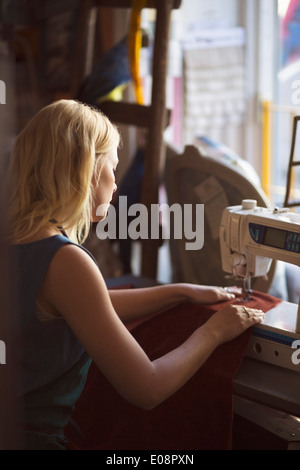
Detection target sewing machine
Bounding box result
[219,200,300,438]
[220,199,300,370]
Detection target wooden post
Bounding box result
[140,0,173,279]
[70,0,95,98]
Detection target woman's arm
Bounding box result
[40,245,264,410]
[109,284,239,322]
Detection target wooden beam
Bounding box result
[97,101,170,128]
[95,0,181,9]
[140,0,173,279]
[70,0,95,98]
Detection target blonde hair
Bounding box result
[5,99,120,244]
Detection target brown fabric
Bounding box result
[66,291,281,450]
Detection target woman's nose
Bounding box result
[113,183,117,193]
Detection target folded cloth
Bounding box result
[66,291,281,450]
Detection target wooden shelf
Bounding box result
[84,0,181,279]
[96,0,179,279]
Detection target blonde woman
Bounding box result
[6,100,264,449]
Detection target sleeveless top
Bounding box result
[10,235,94,449]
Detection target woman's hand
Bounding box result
[203,304,265,345]
[180,284,243,305]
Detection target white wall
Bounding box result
[179,0,239,30]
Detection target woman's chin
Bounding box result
[92,203,110,222]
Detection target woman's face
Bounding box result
[92,149,118,222]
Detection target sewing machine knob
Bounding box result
[242,199,257,210]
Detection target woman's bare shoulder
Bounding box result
[51,241,99,272]
[42,241,107,310]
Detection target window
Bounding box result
[266,0,300,207]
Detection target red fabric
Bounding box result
[66,291,281,450]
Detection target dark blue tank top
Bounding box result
[10,235,94,449]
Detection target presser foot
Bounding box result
[235,276,253,302]
[238,289,254,303]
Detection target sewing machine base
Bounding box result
[245,302,300,372]
[233,301,300,418]
[232,395,300,450]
